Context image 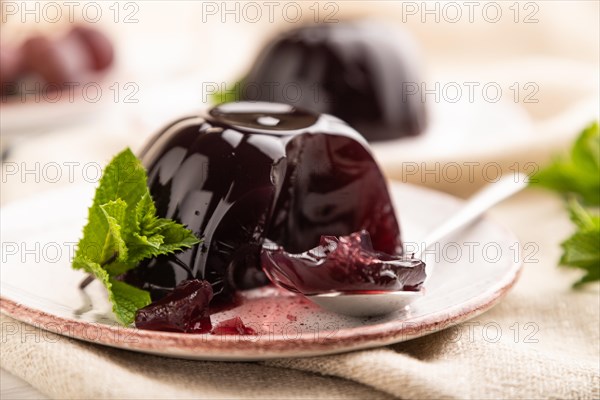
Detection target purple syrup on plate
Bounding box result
[135,279,213,333]
[211,317,257,335]
[123,102,402,307]
[262,230,426,295]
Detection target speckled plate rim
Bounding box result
[0,184,522,361]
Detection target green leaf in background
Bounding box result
[210,79,245,105]
[531,121,600,288]
[531,121,600,205]
[560,198,600,288]
[72,148,201,325]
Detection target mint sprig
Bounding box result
[73,148,201,325]
[531,121,600,288]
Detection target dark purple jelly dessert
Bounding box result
[262,230,426,295]
[211,317,257,335]
[237,22,426,142]
[124,102,401,307]
[135,279,213,333]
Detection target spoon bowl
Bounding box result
[307,289,425,317]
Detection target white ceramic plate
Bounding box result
[0,72,120,137]
[0,182,521,360]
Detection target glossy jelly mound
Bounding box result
[262,230,426,295]
[123,102,402,306]
[239,22,427,142]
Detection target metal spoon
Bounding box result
[307,174,528,317]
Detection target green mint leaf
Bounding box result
[129,219,199,263]
[136,192,157,230]
[153,219,200,252]
[94,148,149,206]
[72,148,201,326]
[531,121,600,205]
[560,199,600,288]
[109,279,153,326]
[128,192,200,262]
[99,199,129,263]
[135,192,171,236]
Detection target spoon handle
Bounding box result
[415,173,528,259]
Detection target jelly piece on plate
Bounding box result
[135,279,213,333]
[261,230,426,295]
[211,317,257,335]
[240,22,427,142]
[124,102,401,306]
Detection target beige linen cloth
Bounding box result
[1,2,600,399]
